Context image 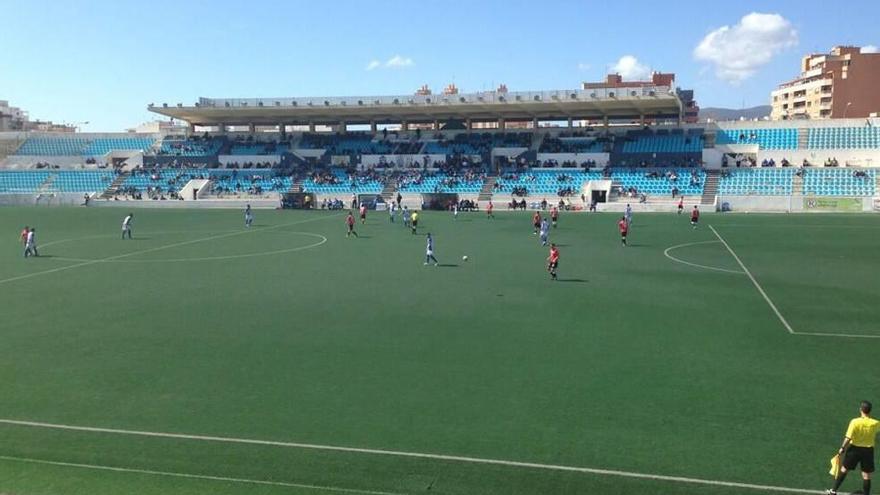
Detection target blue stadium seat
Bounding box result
[718,169,794,195]
[807,127,880,149]
[302,168,382,194]
[621,133,703,153]
[715,128,797,150]
[802,168,876,196]
[0,171,51,193]
[612,169,705,196]
[494,170,599,196]
[52,170,115,192]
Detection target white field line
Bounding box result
[0,418,821,494]
[710,225,880,339]
[663,240,746,275]
[709,225,796,334]
[0,214,340,286]
[0,455,403,495]
[790,330,880,339]
[45,232,327,263]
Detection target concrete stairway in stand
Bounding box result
[289,177,304,193]
[101,172,130,198]
[701,170,719,205]
[797,129,809,149]
[792,173,804,195]
[478,176,496,201]
[380,180,397,201]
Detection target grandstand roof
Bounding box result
[148,86,683,126]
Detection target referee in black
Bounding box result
[828,401,880,495]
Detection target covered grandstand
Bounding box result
[0,87,878,212]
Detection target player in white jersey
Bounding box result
[24,227,38,257]
[245,204,254,227]
[122,213,133,239]
[539,218,550,246]
[453,203,458,220]
[424,233,438,266]
[624,204,633,227]
[389,202,396,223]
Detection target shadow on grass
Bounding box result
[437,263,459,268]
[557,278,588,283]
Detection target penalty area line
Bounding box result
[710,225,880,339]
[709,225,796,335]
[0,213,340,286]
[0,418,820,494]
[0,455,403,495]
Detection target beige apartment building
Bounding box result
[771,46,880,120]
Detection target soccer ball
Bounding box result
[462,255,468,261]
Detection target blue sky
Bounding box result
[1,0,877,131]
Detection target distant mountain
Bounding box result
[699,105,772,122]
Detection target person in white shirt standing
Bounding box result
[122,213,133,240]
[245,204,254,228]
[24,227,38,258]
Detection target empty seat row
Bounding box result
[807,127,880,149]
[715,128,797,150]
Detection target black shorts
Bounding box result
[412,220,418,227]
[843,446,875,472]
[548,261,558,269]
[691,217,699,223]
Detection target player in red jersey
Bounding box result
[20,226,29,245]
[550,206,559,228]
[677,197,684,215]
[532,211,541,235]
[691,205,700,229]
[487,201,494,219]
[547,243,559,280]
[359,204,367,224]
[346,211,359,238]
[618,216,628,246]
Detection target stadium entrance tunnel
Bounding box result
[422,193,459,210]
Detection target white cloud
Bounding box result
[384,55,414,68]
[365,55,414,71]
[609,55,651,80]
[577,62,591,71]
[694,12,798,84]
[862,45,879,54]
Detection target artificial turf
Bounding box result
[0,206,878,495]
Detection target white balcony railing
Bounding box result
[194,86,675,109]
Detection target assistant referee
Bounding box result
[828,401,880,495]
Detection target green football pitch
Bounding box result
[0,206,878,495]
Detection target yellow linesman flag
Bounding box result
[830,454,841,478]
